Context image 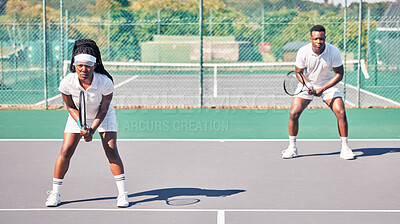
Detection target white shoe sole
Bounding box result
[117,194,129,208]
[46,201,60,207]
[340,154,355,160]
[117,203,129,208]
[282,149,298,159]
[282,154,298,159]
[117,200,129,208]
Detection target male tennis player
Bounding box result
[282,25,355,160]
[45,39,129,207]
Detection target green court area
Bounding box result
[346,68,400,102]
[0,70,60,104]
[0,108,399,139]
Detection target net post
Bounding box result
[261,2,265,43]
[157,9,161,63]
[343,0,347,106]
[357,0,363,108]
[42,0,48,110]
[63,60,68,78]
[60,0,64,82]
[107,11,111,60]
[65,10,69,60]
[199,0,204,108]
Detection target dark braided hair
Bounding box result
[69,39,113,83]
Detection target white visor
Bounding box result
[73,54,96,66]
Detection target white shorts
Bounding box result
[296,85,342,101]
[64,113,118,133]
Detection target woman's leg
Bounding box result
[54,133,82,179]
[46,133,81,207]
[99,131,128,207]
[99,132,124,175]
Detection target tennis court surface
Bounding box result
[1,139,399,224]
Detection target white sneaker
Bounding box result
[340,146,355,160]
[46,191,60,207]
[117,192,129,208]
[282,145,298,159]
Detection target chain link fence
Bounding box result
[0,0,399,109]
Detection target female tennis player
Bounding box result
[45,39,129,207]
[282,25,355,160]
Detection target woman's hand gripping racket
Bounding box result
[283,71,315,96]
[78,91,92,142]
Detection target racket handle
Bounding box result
[77,120,82,129]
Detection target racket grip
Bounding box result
[77,120,82,129]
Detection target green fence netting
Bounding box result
[0,0,399,109]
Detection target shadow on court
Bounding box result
[59,188,245,207]
[298,148,400,159]
[354,147,400,158]
[129,188,245,206]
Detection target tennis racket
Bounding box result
[78,90,87,130]
[283,71,313,96]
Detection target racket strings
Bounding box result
[284,73,303,95]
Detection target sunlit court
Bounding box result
[1,0,400,223]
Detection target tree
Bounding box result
[4,0,59,21]
[0,0,8,15]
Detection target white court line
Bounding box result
[1,139,400,142]
[34,94,63,106]
[344,83,400,106]
[368,86,400,88]
[338,82,356,106]
[114,75,138,88]
[1,208,400,213]
[116,95,285,98]
[217,210,225,224]
[344,100,356,107]
[34,75,139,106]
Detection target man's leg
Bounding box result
[289,97,312,136]
[325,97,354,160]
[283,97,311,159]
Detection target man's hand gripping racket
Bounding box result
[78,91,93,142]
[283,71,316,96]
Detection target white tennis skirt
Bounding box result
[64,113,117,133]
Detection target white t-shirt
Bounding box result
[59,72,115,120]
[295,42,343,87]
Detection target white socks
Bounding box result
[289,136,297,147]
[114,174,126,195]
[341,137,349,149]
[52,178,63,194]
[51,175,126,195]
[289,136,349,149]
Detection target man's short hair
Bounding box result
[310,25,325,35]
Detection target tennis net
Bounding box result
[1,60,399,109]
[62,60,399,108]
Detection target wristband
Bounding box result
[305,82,312,89]
[77,120,82,129]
